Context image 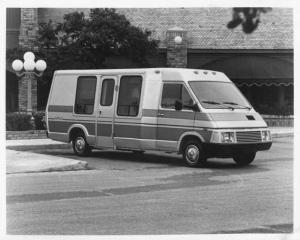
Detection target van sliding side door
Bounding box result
[96,76,117,148]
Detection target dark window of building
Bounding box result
[161,83,193,109]
[100,79,115,106]
[74,76,97,114]
[117,76,142,116]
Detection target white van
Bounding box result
[46,68,272,167]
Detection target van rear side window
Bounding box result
[74,76,97,115]
[117,76,142,117]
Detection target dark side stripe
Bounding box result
[48,120,212,141]
[48,105,73,113]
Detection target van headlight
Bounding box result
[261,130,271,141]
[221,132,236,143]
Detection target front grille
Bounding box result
[236,131,262,143]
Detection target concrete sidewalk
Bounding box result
[6,150,88,174]
[6,140,86,174]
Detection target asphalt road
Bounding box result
[6,137,293,234]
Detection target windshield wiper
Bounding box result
[202,100,234,111]
[222,101,251,110]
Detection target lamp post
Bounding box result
[174,35,183,45]
[12,51,47,113]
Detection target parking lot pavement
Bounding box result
[6,137,293,234]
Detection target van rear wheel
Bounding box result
[72,134,91,157]
[233,152,256,166]
[183,140,207,167]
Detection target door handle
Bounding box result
[157,113,165,117]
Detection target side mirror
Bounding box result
[191,103,200,112]
[174,100,183,111]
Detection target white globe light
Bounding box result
[35,60,47,72]
[174,36,183,44]
[12,59,23,72]
[23,51,35,61]
[23,60,36,71]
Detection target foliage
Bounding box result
[7,8,159,109]
[38,8,159,69]
[227,8,272,33]
[6,113,33,131]
[6,112,46,131]
[33,111,46,130]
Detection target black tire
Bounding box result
[72,133,91,157]
[233,152,256,166]
[182,140,207,167]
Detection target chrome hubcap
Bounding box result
[75,137,85,152]
[186,145,199,163]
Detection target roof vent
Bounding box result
[155,70,160,74]
[203,71,208,75]
[193,71,199,74]
[212,72,216,75]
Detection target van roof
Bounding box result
[54,68,231,82]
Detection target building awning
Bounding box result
[232,78,293,87]
[200,54,293,86]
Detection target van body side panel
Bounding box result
[95,75,118,148]
[47,74,97,145]
[114,72,161,150]
[48,120,95,135]
[97,122,113,137]
[48,132,69,142]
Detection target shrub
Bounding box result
[6,113,33,131]
[6,112,46,131]
[33,111,46,130]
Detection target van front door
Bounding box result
[157,82,196,151]
[96,76,117,148]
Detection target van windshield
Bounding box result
[189,81,251,109]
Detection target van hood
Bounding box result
[207,112,267,129]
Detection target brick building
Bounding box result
[6,8,293,114]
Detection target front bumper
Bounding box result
[203,142,272,158]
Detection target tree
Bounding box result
[38,8,159,69]
[227,8,272,34]
[8,8,159,108]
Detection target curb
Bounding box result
[6,160,89,174]
[6,143,71,151]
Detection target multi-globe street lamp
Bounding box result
[12,51,47,113]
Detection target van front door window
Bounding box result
[161,83,193,110]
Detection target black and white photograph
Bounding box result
[1,0,299,239]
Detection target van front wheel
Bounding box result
[183,140,207,167]
[233,152,256,166]
[72,134,91,157]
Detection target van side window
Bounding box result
[117,76,142,117]
[100,79,115,106]
[161,83,193,110]
[74,76,97,115]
